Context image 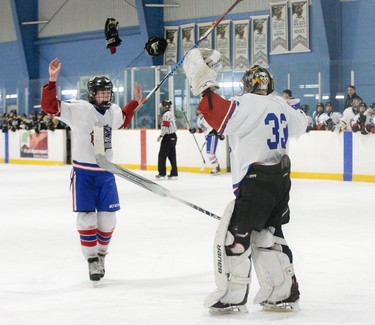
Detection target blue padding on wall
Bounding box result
[5,130,9,164]
[343,132,352,181]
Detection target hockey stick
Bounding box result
[134,0,244,112]
[181,108,206,170]
[93,123,221,220]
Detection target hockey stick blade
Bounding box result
[135,0,244,112]
[94,124,221,220]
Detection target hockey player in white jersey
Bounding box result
[183,49,308,313]
[41,58,142,283]
[189,109,224,175]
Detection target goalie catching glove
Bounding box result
[105,18,122,54]
[183,48,222,96]
[144,36,168,56]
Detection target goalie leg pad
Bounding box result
[204,201,252,308]
[251,228,294,304]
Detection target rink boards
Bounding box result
[0,129,374,182]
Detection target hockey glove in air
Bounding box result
[145,36,168,56]
[105,18,122,54]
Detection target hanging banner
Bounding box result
[251,15,269,67]
[290,0,310,53]
[181,23,196,56]
[215,20,231,70]
[20,130,48,159]
[164,26,178,65]
[233,20,249,71]
[164,26,179,65]
[270,1,288,54]
[198,22,213,49]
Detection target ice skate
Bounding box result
[88,257,104,283]
[155,174,166,180]
[97,252,107,279]
[261,282,300,312]
[167,175,178,180]
[210,166,221,175]
[209,301,248,314]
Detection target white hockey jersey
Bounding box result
[197,91,308,191]
[57,100,124,170]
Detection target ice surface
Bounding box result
[1,164,375,324]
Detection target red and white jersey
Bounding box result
[197,114,213,137]
[197,91,307,190]
[58,99,124,170]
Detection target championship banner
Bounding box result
[215,20,231,70]
[20,130,48,159]
[251,15,269,67]
[233,20,249,71]
[164,26,179,65]
[181,23,196,56]
[198,22,213,49]
[270,1,288,54]
[290,0,310,53]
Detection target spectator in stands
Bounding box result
[344,85,362,109]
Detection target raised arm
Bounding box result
[41,58,62,116]
[121,83,143,129]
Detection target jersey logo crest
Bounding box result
[91,124,112,151]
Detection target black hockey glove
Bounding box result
[208,129,218,136]
[189,128,197,134]
[105,18,122,54]
[361,125,371,135]
[219,134,225,140]
[144,36,168,56]
[358,114,366,126]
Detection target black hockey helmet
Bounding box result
[241,65,274,95]
[161,99,172,108]
[87,76,113,109]
[300,104,310,114]
[350,98,362,109]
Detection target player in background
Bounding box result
[156,100,178,180]
[41,58,142,283]
[189,109,224,175]
[334,97,362,133]
[183,49,307,313]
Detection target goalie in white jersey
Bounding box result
[183,49,308,313]
[41,58,142,283]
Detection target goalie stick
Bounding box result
[134,0,244,112]
[94,123,221,220]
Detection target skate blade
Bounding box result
[261,302,300,312]
[92,281,100,288]
[209,305,248,314]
